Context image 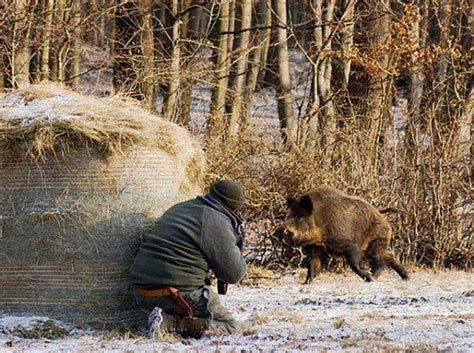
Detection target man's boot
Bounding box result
[147,307,177,339]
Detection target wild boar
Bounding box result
[285,185,409,284]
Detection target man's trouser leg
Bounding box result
[134,286,238,337]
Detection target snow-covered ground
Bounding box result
[1,270,472,352]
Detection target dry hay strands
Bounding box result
[0,82,179,160]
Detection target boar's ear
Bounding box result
[300,195,314,215]
[286,197,296,208]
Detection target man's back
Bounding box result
[130,195,246,291]
[130,198,208,291]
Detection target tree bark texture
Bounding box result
[49,0,65,82]
[40,0,54,81]
[208,0,232,136]
[139,0,155,110]
[243,0,272,125]
[113,1,155,105]
[12,0,32,88]
[67,0,81,88]
[339,0,356,90]
[366,0,391,158]
[162,0,182,120]
[306,0,336,150]
[113,3,138,96]
[273,0,297,143]
[256,0,272,87]
[318,0,336,151]
[227,0,252,136]
[406,1,428,161]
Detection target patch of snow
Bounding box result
[1,91,85,125]
[1,270,473,352]
[0,316,53,330]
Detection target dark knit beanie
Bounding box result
[210,180,245,210]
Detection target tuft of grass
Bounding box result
[0,82,198,161]
[240,265,275,286]
[248,313,269,325]
[332,318,345,329]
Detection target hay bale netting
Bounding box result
[0,83,205,327]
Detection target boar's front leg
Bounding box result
[304,246,324,285]
[343,244,374,282]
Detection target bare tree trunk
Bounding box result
[175,0,194,125]
[188,0,203,39]
[50,0,65,82]
[404,3,426,226]
[459,0,473,182]
[139,0,154,110]
[367,0,391,158]
[227,0,236,63]
[12,0,32,87]
[67,0,81,88]
[57,0,67,82]
[98,0,107,47]
[318,0,336,151]
[256,0,272,86]
[180,0,192,40]
[306,0,337,149]
[454,85,473,251]
[408,1,428,129]
[29,5,42,84]
[106,0,116,53]
[227,0,252,136]
[208,0,232,136]
[113,1,151,101]
[162,0,181,121]
[306,0,323,137]
[179,84,193,126]
[243,0,272,125]
[40,0,54,81]
[0,55,4,90]
[435,1,451,86]
[273,0,296,143]
[457,87,473,182]
[340,0,356,90]
[85,0,98,45]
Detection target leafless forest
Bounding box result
[1,0,472,269]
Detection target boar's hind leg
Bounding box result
[368,241,409,280]
[343,244,374,282]
[367,241,386,278]
[383,251,409,280]
[304,246,324,285]
[368,256,385,279]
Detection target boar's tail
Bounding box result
[379,207,402,214]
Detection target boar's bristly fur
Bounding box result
[285,185,409,284]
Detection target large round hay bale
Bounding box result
[0,83,205,327]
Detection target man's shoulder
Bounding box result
[168,197,205,211]
[158,198,207,223]
[202,203,232,225]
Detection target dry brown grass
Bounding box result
[0,82,193,160]
[239,265,275,286]
[204,125,472,270]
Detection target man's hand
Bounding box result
[236,221,246,251]
[217,280,228,295]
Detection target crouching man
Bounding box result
[130,180,247,338]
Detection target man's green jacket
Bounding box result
[130,194,246,291]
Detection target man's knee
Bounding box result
[139,286,239,337]
[185,286,238,334]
